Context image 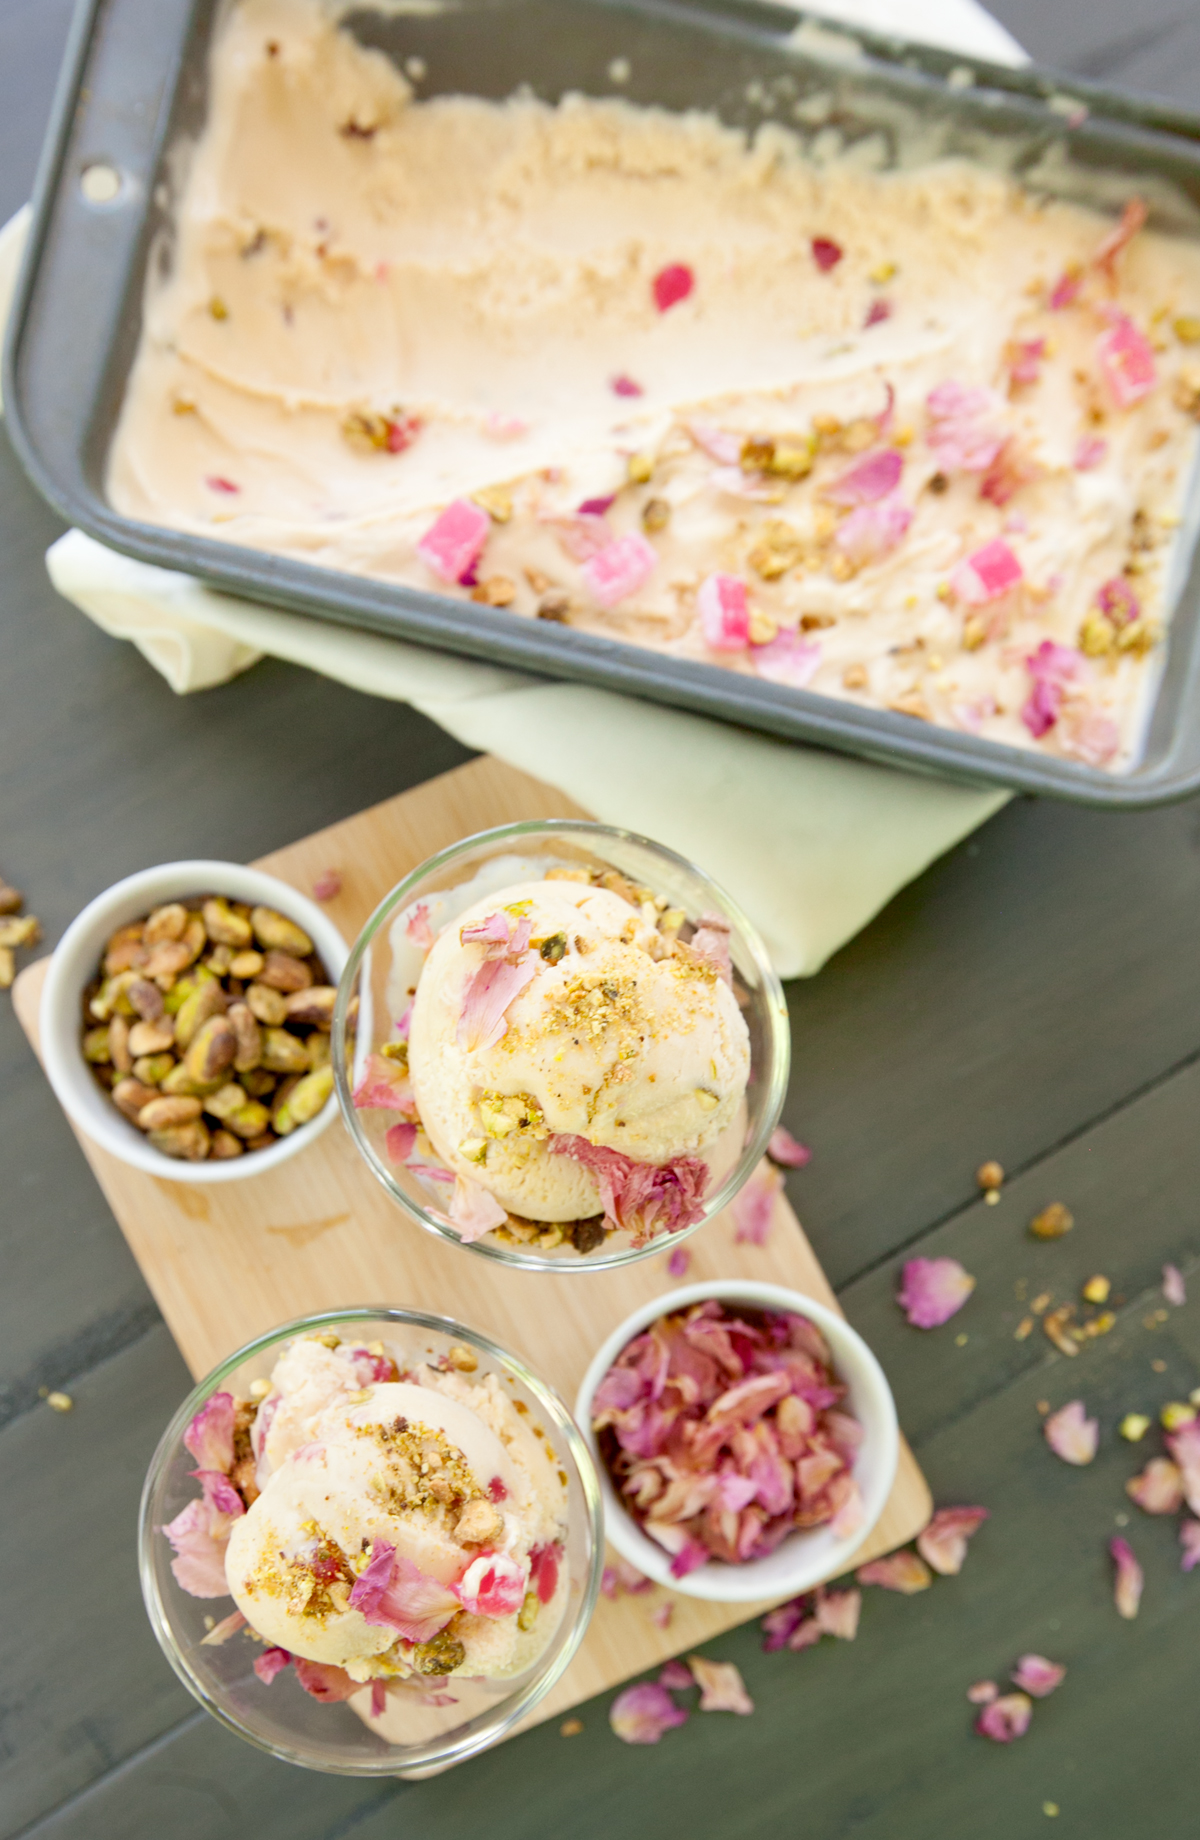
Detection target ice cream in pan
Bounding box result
[164,1331,570,1716]
[355,867,752,1256]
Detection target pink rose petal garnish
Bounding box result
[349,1541,461,1642]
[814,1585,861,1640]
[191,1469,247,1519]
[916,1506,990,1576]
[1093,196,1147,278]
[184,1392,236,1473]
[440,1175,509,1244]
[697,572,750,651]
[653,264,694,312]
[205,475,241,495]
[384,1120,418,1164]
[1008,338,1046,387]
[658,1658,692,1690]
[865,298,892,328]
[834,496,913,565]
[669,1538,711,1579]
[529,1541,561,1606]
[578,494,618,518]
[161,1497,235,1598]
[294,1659,358,1703]
[405,903,433,949]
[1049,268,1083,310]
[1164,1419,1200,1515]
[604,1558,653,1598]
[610,1680,689,1743]
[611,374,644,397]
[1011,1654,1066,1698]
[897,1257,975,1328]
[967,1679,999,1705]
[788,1616,825,1651]
[811,237,843,272]
[200,1608,247,1646]
[549,1136,708,1242]
[543,510,612,562]
[1057,703,1121,768]
[582,533,658,607]
[761,1599,807,1651]
[311,868,341,901]
[732,1158,783,1246]
[976,1692,1033,1742]
[370,1680,387,1718]
[687,421,742,465]
[1110,1535,1143,1619]
[459,1551,529,1618]
[667,1245,691,1278]
[1179,1518,1200,1572]
[979,440,1039,508]
[1073,434,1108,470]
[767,1126,811,1168]
[457,954,538,1053]
[1044,1400,1098,1466]
[751,629,822,688]
[1096,316,1156,408]
[952,538,1023,606]
[352,1053,415,1113]
[1021,639,1084,740]
[254,1647,292,1684]
[857,1550,932,1594]
[1163,1263,1187,1307]
[825,448,903,507]
[483,411,528,441]
[926,380,1006,473]
[652,1601,674,1630]
[417,498,491,584]
[1126,1457,1184,1515]
[688,1655,754,1714]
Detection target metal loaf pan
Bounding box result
[9,0,1200,806]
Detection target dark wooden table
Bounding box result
[4,4,1200,1834]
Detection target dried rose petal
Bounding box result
[653,264,694,312]
[652,1601,674,1631]
[1044,1400,1099,1466]
[733,1158,783,1246]
[1179,1519,1200,1572]
[352,1053,415,1113]
[311,869,341,901]
[1008,338,1046,386]
[294,1659,358,1703]
[767,1126,811,1168]
[1093,197,1147,276]
[697,572,750,651]
[254,1647,291,1684]
[578,494,617,518]
[1097,577,1140,625]
[417,498,491,584]
[952,538,1023,606]
[1126,1457,1184,1515]
[384,1120,418,1164]
[583,533,658,607]
[1096,316,1156,408]
[370,1680,387,1718]
[184,1392,236,1473]
[1110,1535,1143,1619]
[550,1135,707,1242]
[824,449,903,507]
[865,299,892,328]
[976,1692,1033,1742]
[967,1680,999,1704]
[814,1585,860,1640]
[1057,702,1120,768]
[897,1257,975,1328]
[917,1506,989,1577]
[611,374,644,397]
[1022,641,1083,740]
[1011,1654,1065,1698]
[669,1538,710,1580]
[688,1655,754,1714]
[658,1658,693,1690]
[926,381,1006,473]
[811,237,843,272]
[787,1616,824,1652]
[835,496,913,566]
[1164,1420,1200,1515]
[610,1680,688,1744]
[1049,268,1083,310]
[350,1542,461,1642]
[1163,1263,1187,1307]
[457,954,537,1054]
[751,629,822,688]
[667,1245,691,1278]
[857,1549,932,1594]
[761,1599,806,1651]
[440,1175,509,1244]
[1073,434,1108,470]
[200,1609,247,1647]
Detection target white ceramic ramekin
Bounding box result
[39,860,348,1183]
[575,1280,899,1604]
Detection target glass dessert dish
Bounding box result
[332,821,789,1272]
[139,1308,603,1777]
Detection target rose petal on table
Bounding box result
[857,1549,932,1594]
[787,1616,825,1652]
[1179,1518,1200,1572]
[610,1681,689,1744]
[1044,1400,1099,1466]
[658,1659,693,1691]
[688,1655,754,1714]
[967,1680,999,1704]
[311,869,341,901]
[666,1245,691,1279]
[976,1692,1033,1742]
[1163,1263,1187,1307]
[761,1599,806,1651]
[897,1257,975,1328]
[767,1126,811,1168]
[1011,1654,1066,1698]
[1110,1536,1144,1619]
[814,1585,861,1641]
[1126,1457,1184,1515]
[1164,1419,1200,1515]
[917,1506,990,1576]
[733,1159,783,1245]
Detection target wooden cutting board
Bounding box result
[13,754,931,1734]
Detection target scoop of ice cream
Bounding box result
[225,1341,566,1678]
[406,878,751,1223]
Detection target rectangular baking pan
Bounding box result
[10,0,1200,808]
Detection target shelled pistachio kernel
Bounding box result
[1119,1413,1151,1442]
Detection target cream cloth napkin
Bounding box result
[1,0,1023,977]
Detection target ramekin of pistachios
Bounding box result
[40,863,348,1181]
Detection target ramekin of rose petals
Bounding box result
[575,1282,899,1604]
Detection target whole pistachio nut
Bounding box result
[83,1026,112,1064]
[284,985,336,1027]
[161,1060,225,1098]
[133,1053,175,1086]
[184,1014,237,1084]
[128,1017,175,1057]
[0,947,14,990]
[89,971,139,1021]
[227,1002,263,1072]
[174,976,227,1050]
[257,950,314,994]
[112,1077,161,1121]
[246,982,288,1027]
[210,1129,244,1160]
[274,1064,334,1134]
[180,915,207,967]
[307,1031,332,1071]
[108,1013,134,1075]
[145,939,194,985]
[260,1027,309,1074]
[204,1082,248,1122]
[144,903,188,945]
[202,897,253,948]
[229,949,264,980]
[138,1095,203,1131]
[244,1131,276,1153]
[163,962,217,1016]
[148,1120,212,1161]
[241,1067,276,1098]
[127,977,165,1021]
[271,1075,302,1134]
[226,1100,272,1141]
[103,924,148,976]
[206,944,233,976]
[251,906,313,958]
[0,914,42,949]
